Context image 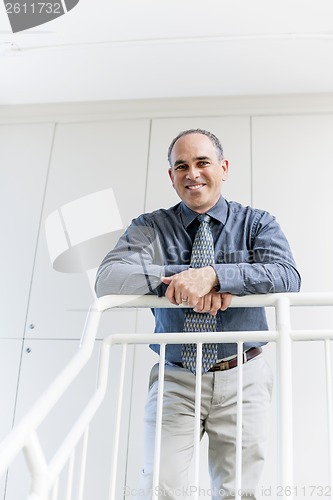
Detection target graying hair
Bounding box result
[167,129,224,166]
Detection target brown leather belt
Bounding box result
[208,347,262,372]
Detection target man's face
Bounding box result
[168,133,228,213]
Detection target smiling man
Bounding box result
[95,129,301,499]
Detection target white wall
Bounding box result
[1,95,333,499]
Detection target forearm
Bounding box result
[212,262,301,295]
[95,262,189,297]
[94,213,193,297]
[95,263,162,297]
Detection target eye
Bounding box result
[174,164,187,171]
[198,161,209,167]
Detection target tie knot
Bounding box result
[197,214,211,224]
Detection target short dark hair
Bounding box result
[167,129,224,166]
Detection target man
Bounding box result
[95,129,301,499]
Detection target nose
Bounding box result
[186,165,200,180]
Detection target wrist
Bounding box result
[209,265,220,290]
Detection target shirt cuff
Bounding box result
[163,265,189,277]
[211,263,245,295]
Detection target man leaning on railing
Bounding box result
[95,129,301,500]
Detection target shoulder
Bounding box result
[227,200,272,218]
[132,203,182,226]
[226,200,276,232]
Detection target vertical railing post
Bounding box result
[193,342,203,500]
[275,296,294,497]
[109,344,127,500]
[235,341,244,500]
[152,343,166,500]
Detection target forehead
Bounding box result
[171,133,218,163]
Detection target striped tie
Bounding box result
[182,214,218,374]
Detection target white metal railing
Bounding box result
[0,292,333,500]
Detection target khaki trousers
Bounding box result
[137,354,273,500]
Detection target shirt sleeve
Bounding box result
[94,215,188,297]
[211,211,301,295]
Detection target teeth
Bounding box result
[187,184,204,190]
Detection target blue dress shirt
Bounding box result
[95,196,301,362]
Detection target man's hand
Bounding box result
[193,291,232,315]
[161,267,232,314]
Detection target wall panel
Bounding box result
[0,339,22,500]
[0,123,55,340]
[252,114,333,492]
[252,114,333,293]
[0,339,22,441]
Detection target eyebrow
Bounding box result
[173,156,211,167]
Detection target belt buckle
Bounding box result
[216,360,229,371]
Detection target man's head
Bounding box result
[168,129,228,214]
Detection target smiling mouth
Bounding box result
[186,184,205,191]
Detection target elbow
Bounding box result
[94,267,118,298]
[284,267,302,293]
[94,274,106,298]
[270,264,301,293]
[292,269,302,292]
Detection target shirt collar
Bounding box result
[180,196,228,229]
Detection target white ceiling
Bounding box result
[1,0,333,105]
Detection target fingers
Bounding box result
[193,294,218,315]
[193,292,233,314]
[220,293,232,311]
[161,275,178,305]
[163,277,194,306]
[193,297,205,313]
[161,272,201,307]
[164,281,178,305]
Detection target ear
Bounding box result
[221,160,229,181]
[168,167,175,187]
